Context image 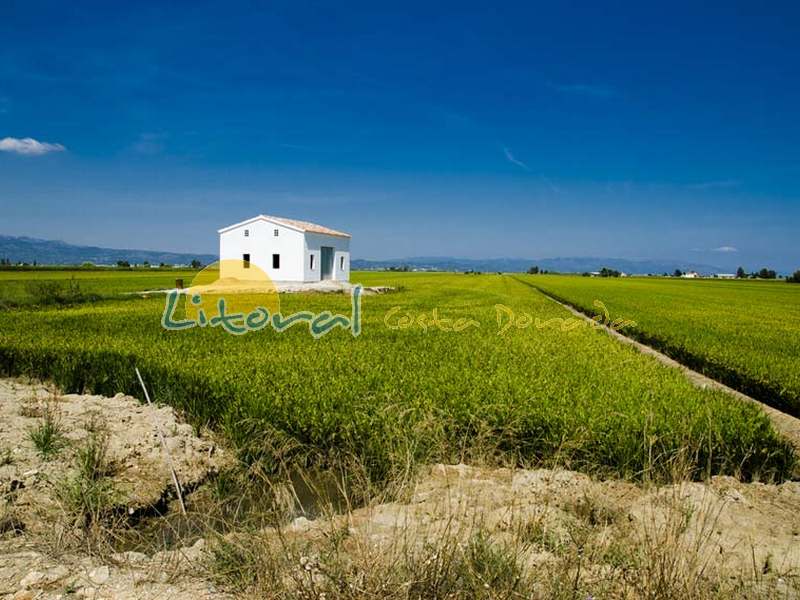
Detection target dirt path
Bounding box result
[536,289,800,456]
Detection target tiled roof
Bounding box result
[264,215,351,238]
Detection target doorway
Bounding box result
[321,246,334,280]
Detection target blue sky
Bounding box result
[1,1,799,270]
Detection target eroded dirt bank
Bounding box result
[2,379,799,598]
[0,378,230,599]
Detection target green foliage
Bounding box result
[786,270,800,284]
[0,272,795,484]
[599,267,620,277]
[757,268,777,279]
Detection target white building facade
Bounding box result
[218,215,351,282]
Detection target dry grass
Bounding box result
[194,460,794,599]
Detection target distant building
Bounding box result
[681,271,700,278]
[218,215,351,282]
[715,273,736,279]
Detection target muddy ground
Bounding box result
[2,378,800,598]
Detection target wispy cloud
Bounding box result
[0,136,65,155]
[540,175,562,194]
[503,146,530,171]
[691,245,739,254]
[548,83,617,98]
[686,179,740,190]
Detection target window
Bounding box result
[310,254,315,270]
[274,229,279,237]
[272,254,280,269]
[340,256,345,270]
[244,229,249,237]
[243,253,250,269]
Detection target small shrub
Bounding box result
[23,277,94,307]
[25,280,67,306]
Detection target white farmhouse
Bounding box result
[218,215,351,282]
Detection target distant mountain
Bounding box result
[351,256,726,275]
[0,235,216,266]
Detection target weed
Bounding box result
[0,447,13,466]
[56,420,118,533]
[28,405,67,459]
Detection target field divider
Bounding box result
[509,276,800,455]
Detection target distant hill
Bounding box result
[0,234,726,274]
[0,235,216,266]
[352,256,725,275]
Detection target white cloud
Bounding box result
[503,146,529,171]
[0,137,66,156]
[712,246,738,253]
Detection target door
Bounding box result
[321,246,334,280]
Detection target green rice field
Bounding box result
[0,270,795,483]
[526,275,800,417]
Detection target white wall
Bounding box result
[219,219,305,281]
[303,232,350,282]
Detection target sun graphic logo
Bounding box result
[184,259,280,325]
[161,258,363,338]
